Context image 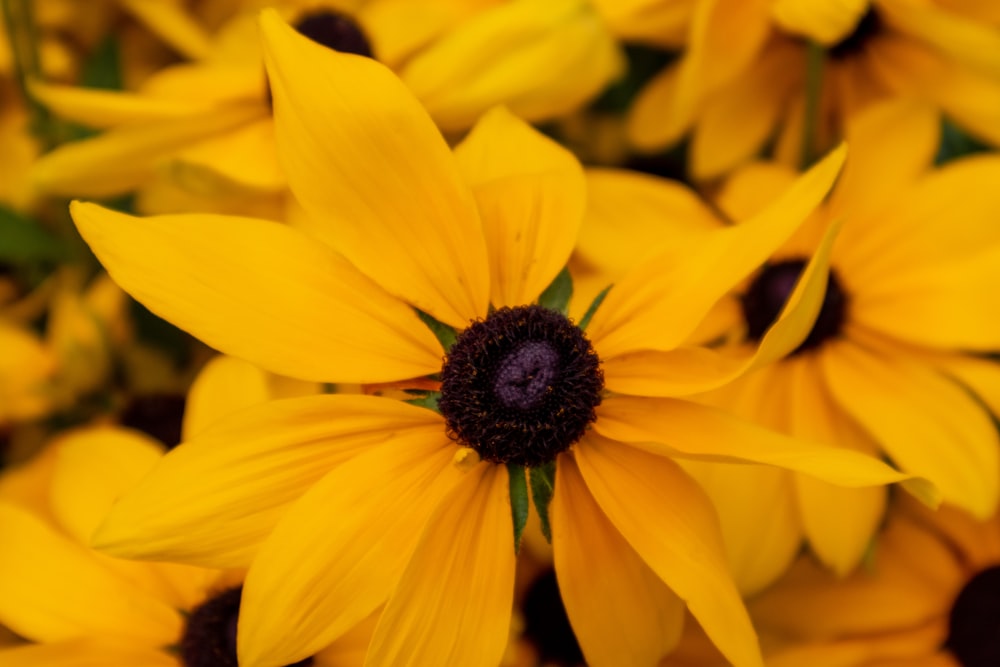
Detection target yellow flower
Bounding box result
[0,426,372,667]
[629,0,1000,179]
[30,0,621,207]
[691,100,999,592]
[71,13,928,667]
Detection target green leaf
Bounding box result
[529,460,556,543]
[81,36,122,91]
[0,206,68,262]
[577,284,612,331]
[415,308,458,352]
[405,391,440,413]
[507,463,530,554]
[538,266,573,315]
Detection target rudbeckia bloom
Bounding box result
[73,13,929,667]
[629,0,1000,179]
[741,494,1000,667]
[30,0,621,207]
[0,426,372,667]
[688,100,999,591]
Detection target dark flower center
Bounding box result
[741,259,847,355]
[181,586,313,667]
[293,11,374,59]
[120,393,187,449]
[522,570,584,666]
[438,305,603,467]
[946,565,1000,667]
[829,9,882,60]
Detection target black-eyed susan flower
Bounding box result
[684,100,1000,592]
[0,425,372,667]
[70,13,932,667]
[629,0,1000,179]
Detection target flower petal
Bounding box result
[593,396,938,502]
[770,0,869,44]
[574,436,762,667]
[71,202,442,383]
[238,437,463,667]
[586,143,846,357]
[181,355,272,439]
[0,502,181,645]
[260,10,488,327]
[553,452,685,666]
[93,395,445,568]
[400,0,624,131]
[365,463,514,667]
[118,0,212,60]
[175,117,285,192]
[32,106,263,198]
[821,340,999,517]
[601,217,842,396]
[0,638,176,667]
[29,81,210,128]
[454,106,585,307]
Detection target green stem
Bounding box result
[801,41,825,169]
[2,0,55,150]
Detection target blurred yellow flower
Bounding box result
[629,0,1000,179]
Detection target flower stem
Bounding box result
[801,40,825,169]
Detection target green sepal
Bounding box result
[538,266,573,315]
[529,460,556,543]
[415,308,457,352]
[577,284,612,331]
[0,206,69,263]
[507,463,530,554]
[405,391,440,413]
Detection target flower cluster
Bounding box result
[1,2,999,666]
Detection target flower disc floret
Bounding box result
[438,305,603,467]
[293,10,373,58]
[181,586,313,667]
[742,259,848,355]
[946,565,1000,667]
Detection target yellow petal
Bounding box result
[691,42,797,180]
[590,0,694,48]
[0,322,55,423]
[574,436,763,667]
[680,459,801,595]
[71,203,442,383]
[400,0,624,131]
[593,396,938,501]
[238,437,463,666]
[553,453,685,665]
[181,355,272,440]
[587,144,847,357]
[771,0,869,44]
[47,427,164,546]
[30,81,211,128]
[0,502,181,645]
[829,99,938,219]
[260,10,489,327]
[575,167,722,282]
[454,106,585,307]
[32,106,263,198]
[934,353,1000,418]
[174,117,285,192]
[93,395,445,568]
[365,464,514,667]
[627,64,685,151]
[785,355,887,576]
[820,341,999,517]
[0,638,176,667]
[601,217,843,396]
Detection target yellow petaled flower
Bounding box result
[745,495,1000,667]
[628,0,1000,179]
[691,100,999,592]
[0,426,371,667]
[30,0,623,209]
[70,13,930,667]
